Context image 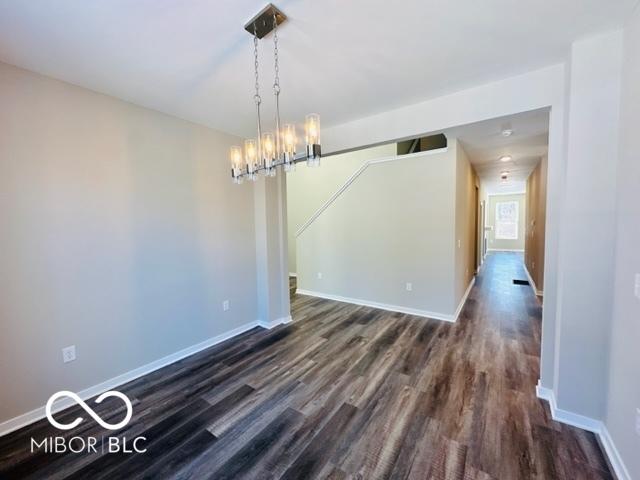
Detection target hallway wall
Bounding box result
[524,155,547,293]
[296,140,476,319]
[296,147,457,317]
[454,142,479,305]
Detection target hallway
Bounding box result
[0,254,612,479]
[288,252,612,479]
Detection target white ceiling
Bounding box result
[445,109,549,194]
[0,1,636,138]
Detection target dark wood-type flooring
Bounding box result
[0,253,612,479]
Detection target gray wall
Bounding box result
[0,61,258,424]
[286,144,396,274]
[297,141,475,318]
[554,30,623,420]
[605,7,640,478]
[486,194,526,251]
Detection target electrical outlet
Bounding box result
[406,282,412,291]
[634,274,640,299]
[222,300,230,311]
[317,272,322,280]
[62,345,76,363]
[636,408,640,436]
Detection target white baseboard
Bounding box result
[258,315,292,329]
[0,317,283,438]
[453,278,475,321]
[536,381,630,480]
[487,248,525,252]
[297,279,475,323]
[523,264,543,297]
[296,289,455,322]
[599,420,632,480]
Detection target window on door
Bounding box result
[495,201,518,240]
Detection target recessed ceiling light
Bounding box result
[501,128,514,137]
[499,155,512,162]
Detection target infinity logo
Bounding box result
[45,391,133,431]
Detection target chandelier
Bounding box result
[230,3,322,184]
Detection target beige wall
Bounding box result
[286,144,396,274]
[454,142,478,304]
[486,194,526,251]
[296,140,475,318]
[0,62,259,424]
[524,155,547,292]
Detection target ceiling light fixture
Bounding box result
[231,3,321,184]
[501,128,514,137]
[499,155,512,162]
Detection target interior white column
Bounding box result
[254,172,291,326]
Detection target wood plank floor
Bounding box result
[0,253,613,479]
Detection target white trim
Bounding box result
[523,264,543,297]
[288,273,297,277]
[535,382,601,432]
[536,381,631,480]
[599,421,632,480]
[258,315,292,329]
[296,289,454,322]
[487,248,524,252]
[297,278,474,324]
[453,277,475,321]
[295,147,448,237]
[0,318,282,438]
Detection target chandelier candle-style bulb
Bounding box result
[245,138,258,181]
[230,146,244,183]
[283,123,296,171]
[261,132,276,176]
[305,113,321,167]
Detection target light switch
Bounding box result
[635,274,640,299]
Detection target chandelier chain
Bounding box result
[273,13,280,95]
[253,25,261,105]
